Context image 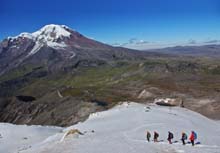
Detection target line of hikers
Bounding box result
[146,130,198,146]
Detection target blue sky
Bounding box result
[1,0,220,49]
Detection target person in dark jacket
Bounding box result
[153,131,159,142]
[167,131,174,144]
[146,131,151,142]
[181,132,187,145]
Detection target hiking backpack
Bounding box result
[193,132,197,140]
[184,134,188,140]
[170,133,174,139]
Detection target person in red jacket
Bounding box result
[189,131,195,146]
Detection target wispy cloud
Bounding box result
[112,38,173,50]
[128,38,149,45]
[204,40,220,44]
[188,39,197,44]
[112,38,150,47]
[111,38,220,50]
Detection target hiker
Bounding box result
[189,131,197,146]
[146,131,151,142]
[167,131,174,144]
[181,132,187,145]
[153,131,159,142]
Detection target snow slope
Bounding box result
[32,24,71,40]
[1,102,220,153]
[0,123,62,153]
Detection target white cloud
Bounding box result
[111,38,220,50]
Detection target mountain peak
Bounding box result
[32,24,72,40]
[3,24,75,57]
[1,24,112,61]
[8,24,73,41]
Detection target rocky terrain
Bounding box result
[0,24,220,127]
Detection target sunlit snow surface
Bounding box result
[32,24,71,40]
[1,102,220,153]
[0,124,62,153]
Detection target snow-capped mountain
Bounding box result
[15,25,71,56]
[0,24,144,75]
[7,24,109,52]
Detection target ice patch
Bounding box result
[46,41,67,49]
[19,33,34,39]
[27,42,44,56]
[69,52,76,58]
[8,32,34,40]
